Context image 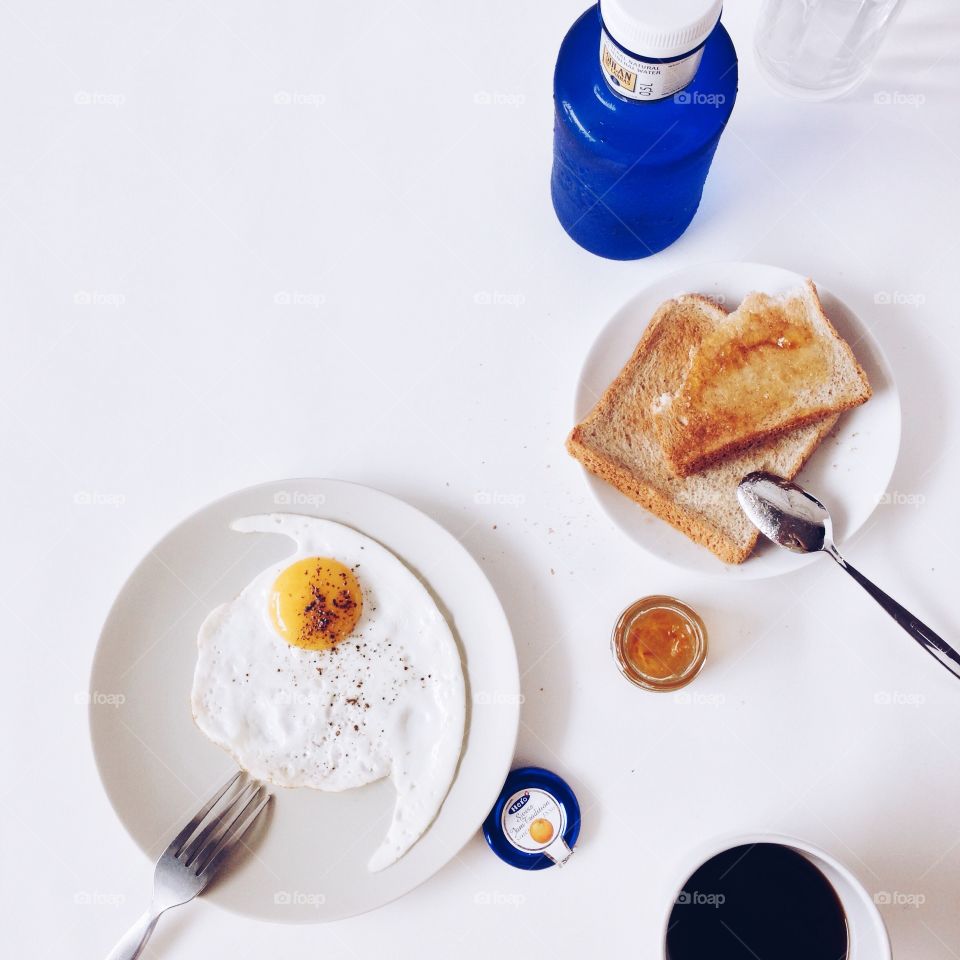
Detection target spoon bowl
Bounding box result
[737,472,832,555]
[737,471,960,682]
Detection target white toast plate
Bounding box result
[573,262,901,580]
[89,479,520,922]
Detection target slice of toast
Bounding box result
[651,280,870,477]
[566,294,839,564]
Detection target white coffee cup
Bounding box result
[661,832,891,959]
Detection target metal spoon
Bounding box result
[737,471,960,681]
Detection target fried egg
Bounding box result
[190,513,466,871]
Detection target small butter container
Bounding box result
[482,766,581,870]
[612,595,707,691]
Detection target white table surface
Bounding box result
[4,0,959,956]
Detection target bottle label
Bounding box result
[500,787,572,865]
[599,29,705,101]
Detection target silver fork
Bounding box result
[106,771,271,960]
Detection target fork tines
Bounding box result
[167,771,271,880]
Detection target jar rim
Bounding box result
[611,595,708,691]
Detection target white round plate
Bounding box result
[89,479,520,922]
[574,262,901,580]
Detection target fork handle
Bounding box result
[105,909,160,960]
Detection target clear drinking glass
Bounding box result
[755,0,906,100]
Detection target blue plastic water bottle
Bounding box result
[552,1,738,260]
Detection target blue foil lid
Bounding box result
[482,766,581,870]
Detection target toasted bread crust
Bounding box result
[567,426,758,563]
[655,279,871,476]
[567,415,837,564]
[670,402,860,476]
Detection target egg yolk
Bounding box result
[529,818,554,844]
[269,557,362,650]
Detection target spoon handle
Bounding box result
[826,546,960,681]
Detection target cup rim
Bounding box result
[660,830,891,959]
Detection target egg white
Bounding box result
[191,513,466,871]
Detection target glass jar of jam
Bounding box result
[612,595,707,691]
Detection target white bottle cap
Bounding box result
[599,0,723,60]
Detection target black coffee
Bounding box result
[666,843,848,960]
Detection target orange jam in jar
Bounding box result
[612,596,707,691]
